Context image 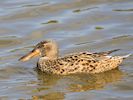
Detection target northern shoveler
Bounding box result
[19,40,131,75]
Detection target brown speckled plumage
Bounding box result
[19,40,131,75]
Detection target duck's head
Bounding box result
[19,40,58,62]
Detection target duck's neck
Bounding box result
[46,55,58,60]
[41,56,57,60]
[44,49,58,60]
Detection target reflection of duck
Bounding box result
[35,68,62,86]
[19,40,131,75]
[32,92,65,100]
[31,69,123,99]
[68,69,124,92]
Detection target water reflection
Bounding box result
[35,68,62,86]
[32,92,65,100]
[32,68,123,99]
[68,69,123,92]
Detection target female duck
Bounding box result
[19,40,130,75]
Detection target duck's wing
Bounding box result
[83,49,120,60]
[59,49,120,63]
[60,52,107,62]
[94,49,120,56]
[78,52,109,61]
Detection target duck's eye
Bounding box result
[45,45,51,51]
[43,44,47,47]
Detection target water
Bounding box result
[0,0,133,99]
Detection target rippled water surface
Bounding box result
[0,0,133,99]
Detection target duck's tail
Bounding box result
[120,54,132,59]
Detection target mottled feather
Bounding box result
[37,51,124,75]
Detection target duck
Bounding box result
[19,40,131,75]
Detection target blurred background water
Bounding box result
[0,0,133,100]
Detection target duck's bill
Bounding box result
[19,49,40,62]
